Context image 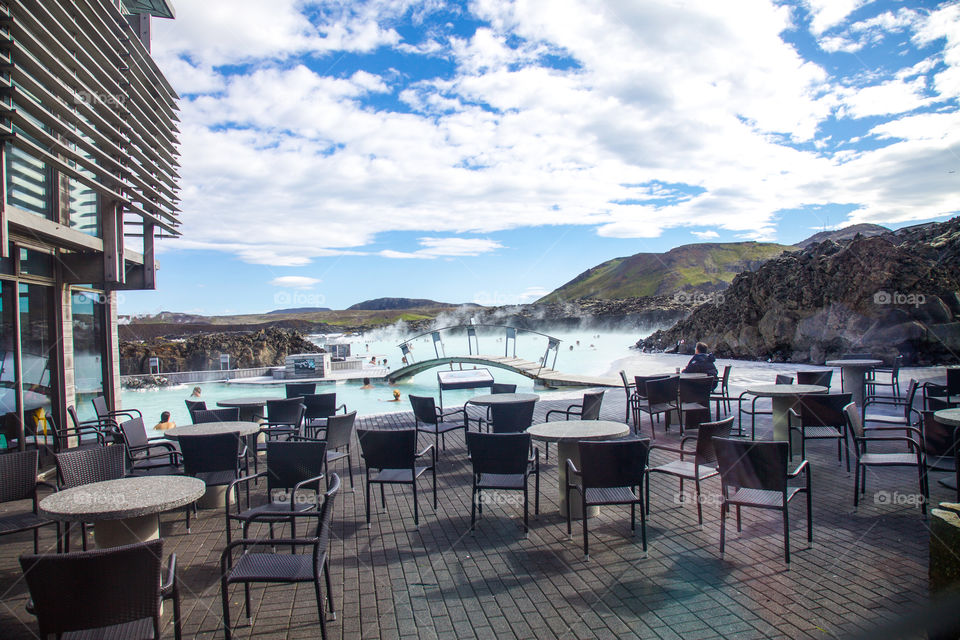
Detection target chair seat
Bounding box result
[128,464,183,477]
[370,467,430,483]
[860,452,919,466]
[794,426,842,438]
[727,487,802,508]
[0,510,52,534]
[196,470,239,486]
[233,501,316,522]
[416,422,463,435]
[477,472,526,490]
[62,617,157,640]
[227,552,317,583]
[326,450,348,463]
[583,486,638,506]
[863,414,907,425]
[648,459,718,481]
[641,402,676,415]
[679,401,708,412]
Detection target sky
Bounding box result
[120,0,960,316]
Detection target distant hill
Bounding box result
[347,297,463,311]
[267,307,331,314]
[796,223,889,248]
[539,242,792,303]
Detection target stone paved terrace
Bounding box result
[0,390,944,639]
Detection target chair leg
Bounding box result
[365,478,372,525]
[639,492,647,552]
[413,479,419,527]
[221,580,232,640]
[534,467,540,516]
[806,490,813,544]
[783,506,791,564]
[736,506,741,532]
[695,478,703,526]
[347,451,355,488]
[315,570,327,640]
[582,501,589,559]
[325,557,335,616]
[244,584,251,618]
[854,461,861,507]
[720,501,726,555]
[566,486,572,537]
[523,484,529,534]
[918,462,928,515]
[81,522,88,551]
[471,481,478,530]
[381,484,386,509]
[645,471,651,515]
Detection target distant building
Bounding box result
[0,0,180,448]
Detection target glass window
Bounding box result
[71,290,105,421]
[5,141,53,219]
[18,247,53,277]
[18,283,54,440]
[0,281,15,417]
[67,129,101,237]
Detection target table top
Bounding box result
[746,384,828,397]
[165,421,262,438]
[825,359,883,367]
[934,408,960,427]
[680,372,710,379]
[527,420,630,443]
[468,393,540,406]
[39,475,205,522]
[217,396,281,408]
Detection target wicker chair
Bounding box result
[54,444,127,551]
[632,376,679,439]
[303,393,347,436]
[192,408,241,424]
[488,399,537,435]
[920,410,959,503]
[256,398,306,461]
[618,370,635,424]
[678,377,714,433]
[796,370,833,389]
[923,382,955,411]
[92,395,141,425]
[862,379,920,435]
[20,539,180,640]
[179,432,247,510]
[709,365,733,414]
[184,399,207,420]
[119,417,182,475]
[565,438,651,558]
[646,416,734,525]
[31,408,107,454]
[466,432,539,534]
[714,437,812,564]
[357,429,436,527]
[490,383,517,394]
[324,411,357,488]
[787,393,852,471]
[867,356,902,398]
[409,395,466,453]
[220,474,340,640]
[286,382,316,398]
[632,375,671,430]
[0,450,59,554]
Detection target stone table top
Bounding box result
[825,359,883,368]
[527,420,630,443]
[934,408,960,428]
[39,475,205,522]
[746,384,828,397]
[467,393,540,406]
[216,396,282,407]
[165,421,262,438]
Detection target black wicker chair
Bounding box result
[179,432,247,510]
[225,440,327,547]
[303,393,347,436]
[466,432,539,534]
[678,377,714,433]
[862,379,920,438]
[54,444,127,550]
[34,408,107,453]
[923,382,955,411]
[192,408,241,423]
[220,474,340,640]
[787,393,852,471]
[324,411,357,488]
[119,417,182,475]
[491,383,517,394]
[646,416,734,525]
[632,375,671,430]
[21,538,180,640]
[920,410,959,503]
[619,370,635,424]
[714,437,812,564]
[184,399,207,420]
[0,450,59,554]
[286,382,317,398]
[738,374,794,438]
[92,395,141,425]
[357,428,436,527]
[542,391,604,460]
[256,398,306,462]
[710,365,733,414]
[845,403,927,514]
[409,395,466,453]
[565,438,651,558]
[488,399,537,435]
[867,356,902,398]
[796,370,833,389]
[632,376,679,439]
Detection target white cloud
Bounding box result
[803,0,874,36]
[691,230,720,239]
[380,237,504,259]
[270,276,322,289]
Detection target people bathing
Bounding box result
[154,411,176,431]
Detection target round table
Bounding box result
[934,408,960,491]
[527,420,630,519]
[217,396,281,422]
[825,360,882,409]
[165,421,262,439]
[467,393,540,406]
[39,475,205,548]
[744,384,828,446]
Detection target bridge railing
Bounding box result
[397,324,561,374]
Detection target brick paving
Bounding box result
[0,390,943,639]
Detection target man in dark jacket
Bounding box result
[683,341,719,390]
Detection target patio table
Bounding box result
[825,359,882,409]
[164,421,262,439]
[934,408,960,492]
[216,396,281,422]
[744,384,828,446]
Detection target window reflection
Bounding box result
[72,291,105,421]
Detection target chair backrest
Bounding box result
[580,391,604,420]
[91,395,110,419]
[775,374,794,385]
[409,395,439,425]
[20,539,164,637]
[266,398,305,426]
[924,382,950,410]
[286,382,317,398]
[619,370,630,391]
[645,376,679,405]
[678,377,713,404]
[889,355,902,375]
[466,432,531,475]
[796,370,833,388]
[178,432,242,476]
[491,383,517,394]
[303,393,338,420]
[713,437,788,493]
[312,474,340,558]
[357,428,417,469]
[843,402,864,439]
[0,449,39,503]
[634,374,669,399]
[119,417,149,449]
[192,408,240,424]
[928,396,956,412]
[265,440,327,493]
[325,411,357,450]
[948,368,960,396]
[577,438,650,488]
[55,445,126,488]
[902,379,919,420]
[490,400,537,433]
[184,399,207,417]
[694,416,735,466]
[720,365,732,386]
[797,393,852,428]
[920,410,959,460]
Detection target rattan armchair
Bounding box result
[0,450,59,554]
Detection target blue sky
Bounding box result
[124,0,960,315]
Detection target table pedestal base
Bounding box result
[840,367,869,408]
[197,485,234,509]
[771,396,802,451]
[93,515,158,548]
[557,441,599,520]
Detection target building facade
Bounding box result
[0,0,179,448]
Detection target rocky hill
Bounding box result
[795,223,889,248]
[347,297,463,310]
[643,218,960,364]
[539,242,792,302]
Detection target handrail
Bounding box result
[397,324,561,374]
[396,324,561,347]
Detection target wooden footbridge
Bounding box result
[385,324,619,388]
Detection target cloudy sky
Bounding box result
[121,0,960,315]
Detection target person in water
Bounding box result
[360,377,374,390]
[683,341,719,390]
[154,411,176,431]
[190,386,202,398]
[379,389,401,402]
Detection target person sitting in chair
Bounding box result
[683,341,719,390]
